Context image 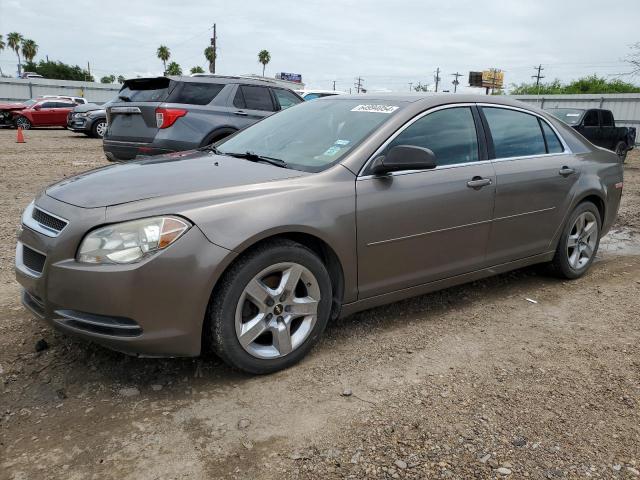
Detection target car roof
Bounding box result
[167,75,288,87]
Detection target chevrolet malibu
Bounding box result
[16,95,623,374]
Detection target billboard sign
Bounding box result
[276,72,302,83]
[469,70,504,89]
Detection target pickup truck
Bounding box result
[547,108,636,162]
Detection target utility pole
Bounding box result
[332,80,336,91]
[87,61,91,82]
[354,77,364,94]
[451,72,462,93]
[532,64,545,86]
[409,82,413,92]
[434,67,441,92]
[209,23,217,74]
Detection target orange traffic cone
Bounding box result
[16,127,25,144]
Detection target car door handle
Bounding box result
[234,110,248,116]
[467,177,492,189]
[559,166,575,177]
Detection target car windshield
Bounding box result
[22,99,37,106]
[217,99,403,172]
[547,108,584,125]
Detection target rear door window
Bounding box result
[583,110,599,127]
[482,107,547,158]
[386,107,479,166]
[168,82,224,105]
[272,89,302,110]
[238,85,274,111]
[539,120,564,154]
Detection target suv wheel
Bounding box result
[550,202,601,279]
[207,239,332,374]
[14,116,31,130]
[92,120,107,139]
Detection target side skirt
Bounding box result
[339,251,555,318]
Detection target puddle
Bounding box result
[599,227,640,256]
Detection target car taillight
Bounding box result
[155,108,187,129]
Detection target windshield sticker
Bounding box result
[566,113,580,117]
[323,146,342,156]
[351,104,399,114]
[335,139,350,146]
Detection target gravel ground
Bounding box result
[1,129,639,480]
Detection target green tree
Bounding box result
[204,46,216,73]
[258,49,270,76]
[7,32,23,75]
[166,61,182,76]
[23,60,94,82]
[157,45,170,74]
[510,75,640,95]
[21,39,38,63]
[413,82,429,92]
[100,74,116,84]
[0,34,5,76]
[190,65,205,74]
[117,75,126,84]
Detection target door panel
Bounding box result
[487,154,579,264]
[356,163,496,298]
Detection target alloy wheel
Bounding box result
[95,121,107,138]
[566,211,598,270]
[235,262,321,359]
[16,117,31,129]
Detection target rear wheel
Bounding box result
[14,116,31,130]
[207,240,332,374]
[91,120,107,139]
[550,202,601,279]
[614,141,628,162]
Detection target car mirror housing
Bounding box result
[33,105,41,111]
[370,145,437,175]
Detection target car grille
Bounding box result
[22,245,46,274]
[32,207,68,233]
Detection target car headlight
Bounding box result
[77,216,190,264]
[75,112,88,118]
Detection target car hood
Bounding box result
[73,103,103,113]
[0,102,27,111]
[46,150,307,208]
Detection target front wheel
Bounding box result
[14,116,31,130]
[91,120,107,138]
[615,141,628,163]
[207,240,332,374]
[550,202,601,279]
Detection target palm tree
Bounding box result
[0,35,5,76]
[204,46,216,73]
[258,50,271,77]
[190,66,205,74]
[21,39,38,63]
[117,75,126,84]
[166,61,182,76]
[156,45,170,74]
[7,32,24,75]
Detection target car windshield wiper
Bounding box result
[220,150,289,169]
[117,95,131,102]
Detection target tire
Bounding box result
[614,141,628,163]
[207,239,332,374]
[91,120,107,139]
[550,202,601,279]
[199,128,236,148]
[14,115,31,130]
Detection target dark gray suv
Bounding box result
[103,75,303,161]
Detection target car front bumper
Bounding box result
[15,195,236,357]
[67,116,91,132]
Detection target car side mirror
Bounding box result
[33,105,41,110]
[370,145,437,175]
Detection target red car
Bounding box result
[8,99,76,129]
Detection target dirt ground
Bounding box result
[1,129,639,480]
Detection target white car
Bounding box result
[40,95,88,105]
[295,89,345,101]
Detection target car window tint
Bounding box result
[74,99,84,104]
[540,120,564,154]
[272,89,301,110]
[601,110,614,127]
[233,88,245,108]
[303,93,321,100]
[385,107,479,166]
[240,86,274,111]
[40,102,56,108]
[169,82,224,105]
[483,107,547,158]
[56,102,74,108]
[583,110,599,127]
